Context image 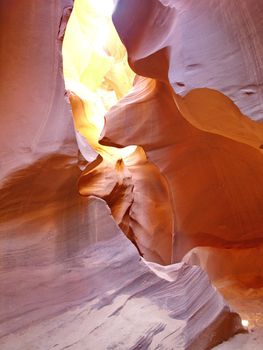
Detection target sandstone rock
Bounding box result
[0,0,253,349]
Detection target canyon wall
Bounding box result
[2,0,263,349]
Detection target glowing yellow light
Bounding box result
[241,319,249,328]
[62,0,136,164]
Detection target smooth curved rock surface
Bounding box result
[114,0,263,121]
[99,0,263,267]
[101,77,263,262]
[0,0,75,181]
[0,1,245,349]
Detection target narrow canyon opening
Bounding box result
[62,0,175,265]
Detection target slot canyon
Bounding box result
[1,0,263,349]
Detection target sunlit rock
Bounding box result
[2,0,263,349]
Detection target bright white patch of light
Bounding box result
[241,319,249,327]
[90,0,115,16]
[95,24,112,52]
[63,0,137,162]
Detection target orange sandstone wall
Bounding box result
[98,0,263,279]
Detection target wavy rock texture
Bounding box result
[71,0,263,273]
[99,0,263,272]
[0,186,243,350]
[98,2,263,346]
[0,0,246,350]
[0,0,75,181]
[101,77,263,262]
[130,0,263,122]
